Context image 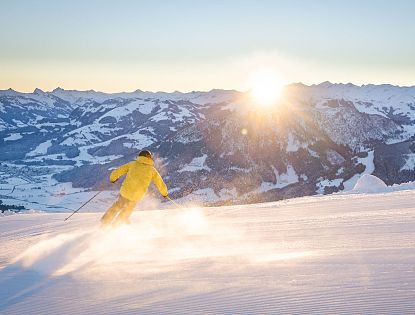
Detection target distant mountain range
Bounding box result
[1,82,415,208]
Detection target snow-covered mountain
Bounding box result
[1,82,415,210]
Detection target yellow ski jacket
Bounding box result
[110,156,168,202]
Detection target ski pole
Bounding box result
[64,191,102,221]
[165,195,183,209]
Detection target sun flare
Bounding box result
[248,71,284,107]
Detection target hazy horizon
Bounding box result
[3,80,415,95]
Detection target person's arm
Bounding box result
[152,168,168,197]
[110,162,131,183]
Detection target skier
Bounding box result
[101,150,168,226]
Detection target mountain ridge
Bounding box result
[1,82,415,210]
[3,80,415,95]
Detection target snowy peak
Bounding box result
[33,88,45,95]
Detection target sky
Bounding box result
[1,0,414,92]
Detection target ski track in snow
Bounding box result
[0,191,415,314]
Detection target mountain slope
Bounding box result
[1,83,415,209]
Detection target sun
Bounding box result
[248,70,284,107]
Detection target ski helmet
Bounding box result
[138,150,152,159]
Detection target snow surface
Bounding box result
[352,174,387,193]
[343,150,375,190]
[178,154,211,173]
[26,139,53,157]
[401,153,415,171]
[99,99,156,120]
[2,191,415,314]
[4,133,23,141]
[286,133,305,152]
[176,188,220,204]
[258,165,299,192]
[350,174,415,195]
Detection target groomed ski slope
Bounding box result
[0,190,415,314]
